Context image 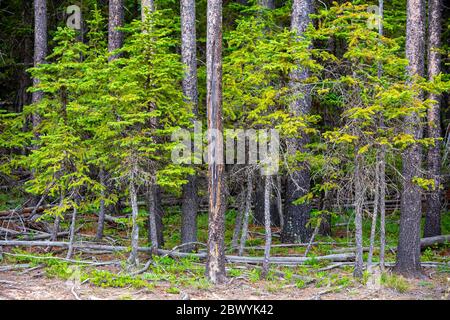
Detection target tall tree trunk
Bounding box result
[275,175,284,230]
[258,0,275,9]
[97,0,124,240]
[141,0,154,20]
[147,184,159,250]
[424,0,442,237]
[254,173,265,226]
[108,0,124,61]
[32,0,47,127]
[395,0,426,278]
[377,0,387,273]
[282,0,313,244]
[379,148,386,271]
[95,169,106,240]
[180,0,199,252]
[17,1,33,112]
[231,191,245,250]
[205,0,226,284]
[318,190,332,236]
[51,193,64,242]
[141,0,165,250]
[128,178,140,267]
[367,160,380,272]
[353,154,364,279]
[261,176,272,278]
[238,170,253,256]
[66,204,78,259]
[147,184,164,249]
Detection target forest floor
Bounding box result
[0,261,449,300]
[0,200,449,300]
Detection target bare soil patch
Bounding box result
[0,267,448,300]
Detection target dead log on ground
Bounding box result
[0,240,355,265]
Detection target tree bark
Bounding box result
[395,0,426,278]
[127,178,140,267]
[205,0,227,284]
[238,171,253,256]
[32,0,47,127]
[258,0,275,9]
[66,205,78,259]
[379,148,387,271]
[353,154,364,278]
[108,0,124,61]
[141,0,154,21]
[367,159,380,272]
[17,1,33,112]
[147,184,164,250]
[231,191,245,250]
[424,0,442,238]
[261,176,272,278]
[377,0,387,273]
[180,0,199,252]
[95,168,106,240]
[281,0,313,244]
[51,194,64,242]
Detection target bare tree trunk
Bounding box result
[32,0,47,115]
[205,0,227,284]
[231,192,245,250]
[275,175,284,230]
[108,0,124,61]
[258,0,275,9]
[66,205,78,259]
[147,183,159,251]
[304,222,320,257]
[141,0,154,20]
[377,0,387,273]
[354,154,364,278]
[17,1,33,112]
[282,0,313,244]
[367,160,380,272]
[261,176,272,278]
[319,190,332,236]
[51,216,60,242]
[396,0,426,278]
[51,194,63,242]
[141,0,165,251]
[128,178,140,267]
[254,173,265,226]
[379,148,386,271]
[180,0,199,252]
[424,0,442,238]
[95,168,106,240]
[238,171,253,256]
[31,0,47,137]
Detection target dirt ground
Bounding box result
[0,267,448,300]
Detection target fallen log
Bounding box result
[0,240,355,265]
[420,235,450,249]
[0,205,51,217]
[331,235,450,253]
[242,242,342,251]
[0,205,124,226]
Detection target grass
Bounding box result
[380,273,410,293]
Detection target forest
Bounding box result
[0,0,449,301]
